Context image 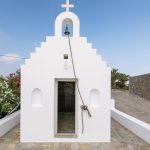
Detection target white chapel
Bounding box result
[21,0,111,142]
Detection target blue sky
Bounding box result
[0,0,150,76]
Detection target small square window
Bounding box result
[64,54,68,59]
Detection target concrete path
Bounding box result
[112,90,150,124]
[0,119,150,150]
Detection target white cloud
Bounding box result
[0,54,21,63]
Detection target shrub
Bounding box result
[0,70,20,118]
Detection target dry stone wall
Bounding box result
[129,74,150,100]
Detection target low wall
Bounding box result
[129,73,150,100]
[111,108,150,144]
[0,111,20,137]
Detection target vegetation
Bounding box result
[0,70,20,119]
[111,68,130,90]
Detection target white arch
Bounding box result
[31,88,43,107]
[55,12,80,37]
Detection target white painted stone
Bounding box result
[0,111,20,137]
[89,89,100,108]
[31,88,43,107]
[21,4,111,142]
[55,12,80,37]
[111,99,115,108]
[61,0,74,12]
[111,108,150,144]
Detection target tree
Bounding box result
[111,68,119,89]
[111,68,129,89]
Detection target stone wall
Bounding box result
[129,74,150,100]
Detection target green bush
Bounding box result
[0,70,20,117]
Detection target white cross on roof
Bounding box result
[61,0,74,12]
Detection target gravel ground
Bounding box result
[112,90,150,124]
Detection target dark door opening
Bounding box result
[57,81,75,134]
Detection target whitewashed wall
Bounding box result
[0,111,20,137]
[111,108,150,144]
[21,12,111,142]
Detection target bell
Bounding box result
[64,25,70,35]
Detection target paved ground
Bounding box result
[112,90,150,124]
[0,119,150,150]
[0,90,150,149]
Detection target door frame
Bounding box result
[54,78,78,137]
